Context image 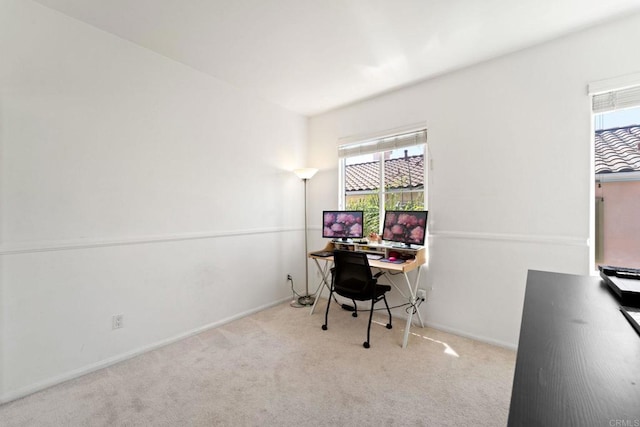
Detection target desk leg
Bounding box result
[310,258,332,315]
[377,267,424,348]
[400,267,424,348]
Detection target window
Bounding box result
[338,129,427,237]
[591,82,640,268]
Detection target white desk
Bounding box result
[308,241,426,348]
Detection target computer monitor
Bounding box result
[322,210,364,241]
[382,210,428,247]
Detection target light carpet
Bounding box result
[0,300,516,426]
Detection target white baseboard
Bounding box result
[0,297,290,404]
[419,319,518,351]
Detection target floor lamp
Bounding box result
[293,167,318,307]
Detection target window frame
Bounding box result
[589,73,640,271]
[338,127,429,236]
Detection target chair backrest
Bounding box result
[332,250,375,296]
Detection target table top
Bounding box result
[508,270,640,426]
[309,241,425,274]
[309,252,423,273]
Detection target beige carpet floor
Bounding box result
[0,300,516,426]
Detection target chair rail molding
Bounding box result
[430,230,587,247]
[0,226,301,255]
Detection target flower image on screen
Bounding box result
[382,210,428,246]
[322,211,364,239]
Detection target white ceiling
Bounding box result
[34,0,640,116]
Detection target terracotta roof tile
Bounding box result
[346,155,424,192]
[345,126,640,184]
[595,125,640,174]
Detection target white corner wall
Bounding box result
[0,0,308,401]
[308,12,640,349]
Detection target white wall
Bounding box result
[0,0,308,401]
[308,12,640,348]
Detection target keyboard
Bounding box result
[600,266,640,307]
[600,265,640,280]
[366,253,383,260]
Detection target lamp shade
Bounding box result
[293,168,318,180]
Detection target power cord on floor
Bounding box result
[405,297,424,315]
[288,275,305,303]
[336,297,425,314]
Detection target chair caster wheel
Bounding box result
[322,325,327,330]
[363,342,370,349]
[352,313,358,318]
[386,324,392,329]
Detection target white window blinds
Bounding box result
[592,85,640,113]
[338,129,427,158]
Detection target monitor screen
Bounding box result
[322,210,364,240]
[382,210,428,247]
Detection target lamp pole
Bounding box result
[293,168,318,307]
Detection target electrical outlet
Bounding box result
[417,289,427,301]
[112,314,124,329]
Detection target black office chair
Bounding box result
[322,250,392,348]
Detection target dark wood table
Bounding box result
[508,270,640,426]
